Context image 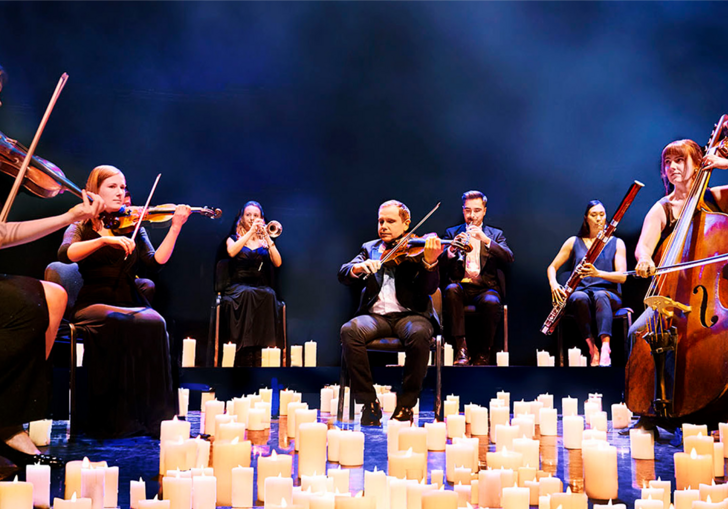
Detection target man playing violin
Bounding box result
[339,200,443,425]
[440,190,514,365]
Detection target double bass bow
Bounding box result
[541,181,644,335]
[625,115,728,421]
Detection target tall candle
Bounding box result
[231,466,253,507]
[305,341,317,366]
[162,471,192,509]
[28,419,52,447]
[221,342,236,367]
[130,478,146,509]
[181,338,196,367]
[497,351,509,366]
[540,408,558,436]
[491,405,510,438]
[444,344,454,366]
[471,406,489,436]
[287,402,309,438]
[387,420,411,457]
[178,389,190,418]
[203,400,225,437]
[26,464,50,509]
[512,415,536,439]
[674,449,713,490]
[513,437,540,469]
[562,397,578,417]
[321,387,334,414]
[191,474,216,509]
[295,408,319,450]
[425,421,447,451]
[103,466,119,508]
[582,441,618,500]
[339,431,365,467]
[257,451,293,501]
[446,442,476,482]
[563,415,584,449]
[291,345,304,367]
[80,462,105,509]
[446,414,466,439]
[269,347,281,367]
[212,437,252,506]
[299,422,328,477]
[328,467,350,494]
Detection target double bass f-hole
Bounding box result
[692,285,719,328]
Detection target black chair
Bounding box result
[463,303,509,361]
[556,307,633,367]
[208,258,287,367]
[44,261,89,436]
[337,289,444,423]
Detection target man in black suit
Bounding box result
[339,200,443,425]
[441,190,514,365]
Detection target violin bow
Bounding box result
[361,202,441,280]
[379,201,441,265]
[0,73,68,223]
[125,173,162,257]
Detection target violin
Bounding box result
[380,234,471,268]
[0,130,85,199]
[103,204,222,233]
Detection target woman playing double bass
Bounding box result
[628,138,728,429]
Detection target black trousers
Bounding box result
[567,288,621,341]
[340,312,433,408]
[444,282,502,355]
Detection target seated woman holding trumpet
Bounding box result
[219,201,283,367]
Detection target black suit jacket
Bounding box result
[338,239,441,329]
[440,224,514,296]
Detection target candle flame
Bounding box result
[232,436,239,444]
[153,495,159,501]
[13,475,18,483]
[281,499,288,507]
[71,493,77,501]
[708,496,713,504]
[566,487,572,494]
[355,491,364,498]
[175,469,180,479]
[712,480,717,486]
[139,477,143,482]
[271,450,278,458]
[82,457,90,468]
[608,500,613,506]
[690,448,698,459]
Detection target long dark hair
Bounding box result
[576,200,604,237]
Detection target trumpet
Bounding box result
[258,220,283,238]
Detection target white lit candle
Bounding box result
[53,494,93,509]
[103,466,119,508]
[675,449,714,490]
[221,342,236,367]
[398,425,427,453]
[338,431,365,467]
[328,467,349,494]
[471,406,489,436]
[178,388,190,418]
[25,464,50,509]
[256,451,293,502]
[231,466,253,507]
[674,488,700,509]
[446,443,476,482]
[130,478,146,509]
[291,345,304,367]
[28,419,52,447]
[80,461,105,509]
[539,408,558,436]
[264,476,293,507]
[611,403,632,429]
[181,338,196,367]
[304,341,317,367]
[298,422,328,477]
[503,484,530,509]
[444,344,454,366]
[162,470,192,509]
[446,414,466,439]
[563,415,584,449]
[425,421,447,451]
[0,476,33,509]
[582,441,618,500]
[212,437,251,506]
[630,428,655,460]
[389,448,426,481]
[191,474,216,509]
[320,387,334,414]
[497,351,509,366]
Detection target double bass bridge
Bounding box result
[644,295,691,319]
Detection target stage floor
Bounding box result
[0,408,704,509]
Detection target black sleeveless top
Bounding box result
[656,191,722,251]
[568,236,621,295]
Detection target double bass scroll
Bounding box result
[541,180,644,336]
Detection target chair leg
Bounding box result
[69,324,78,437]
[337,351,347,422]
[435,335,443,422]
[502,304,509,352]
[623,312,633,363]
[214,293,221,368]
[557,325,565,367]
[282,304,287,367]
[348,378,355,422]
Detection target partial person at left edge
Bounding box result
[0,63,106,468]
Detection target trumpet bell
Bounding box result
[266,220,283,238]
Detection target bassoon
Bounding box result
[540,180,644,335]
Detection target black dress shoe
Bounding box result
[0,442,65,469]
[391,405,414,423]
[360,401,382,426]
[618,416,660,440]
[454,338,469,366]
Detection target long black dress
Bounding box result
[0,275,50,429]
[58,222,174,438]
[219,241,282,366]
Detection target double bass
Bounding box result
[626,115,728,423]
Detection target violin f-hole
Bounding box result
[693,285,718,328]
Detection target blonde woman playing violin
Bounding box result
[58,165,191,438]
[218,201,283,367]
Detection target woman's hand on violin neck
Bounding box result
[423,236,443,264]
[170,204,192,229]
[104,235,136,256]
[352,259,382,276]
[703,153,728,171]
[68,190,105,223]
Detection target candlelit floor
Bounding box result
[2,406,715,508]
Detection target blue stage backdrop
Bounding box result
[1,2,727,366]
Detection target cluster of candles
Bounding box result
[6,385,728,509]
[183,338,319,368]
